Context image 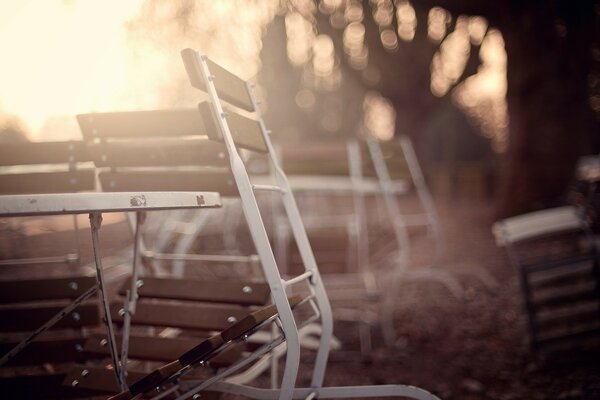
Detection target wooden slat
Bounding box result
[0,276,96,304]
[88,139,228,168]
[529,262,595,290]
[77,109,207,140]
[0,304,99,332]
[199,102,267,153]
[84,333,242,367]
[0,337,93,366]
[110,302,249,332]
[121,277,270,306]
[99,170,239,196]
[181,49,254,112]
[125,334,225,397]
[537,308,600,332]
[0,170,95,194]
[538,326,600,349]
[278,141,349,176]
[0,373,87,399]
[0,141,91,166]
[533,285,599,309]
[221,294,304,342]
[63,366,147,394]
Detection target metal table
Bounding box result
[0,191,221,389]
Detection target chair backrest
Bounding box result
[0,141,94,194]
[76,109,238,196]
[82,276,270,364]
[492,206,584,246]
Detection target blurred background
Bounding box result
[1,0,598,216]
[1,1,599,398]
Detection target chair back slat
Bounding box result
[0,141,95,195]
[0,277,96,304]
[0,141,90,166]
[77,109,207,140]
[181,49,254,112]
[98,170,238,196]
[0,170,95,195]
[121,277,270,306]
[0,304,99,332]
[279,142,350,176]
[199,101,267,153]
[0,337,92,366]
[88,139,228,168]
[83,333,242,366]
[109,302,250,332]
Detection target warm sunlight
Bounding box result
[0,0,279,141]
[363,91,396,141]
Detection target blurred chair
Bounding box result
[274,133,463,350]
[493,206,600,355]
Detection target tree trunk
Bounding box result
[497,1,600,217]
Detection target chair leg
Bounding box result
[89,212,126,391]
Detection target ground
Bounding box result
[1,194,599,399]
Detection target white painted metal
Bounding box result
[492,206,582,246]
[89,212,126,390]
[0,191,221,217]
[182,49,439,400]
[194,52,301,400]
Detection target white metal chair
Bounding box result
[176,48,440,400]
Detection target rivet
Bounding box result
[118,308,126,317]
[81,369,89,377]
[100,338,108,346]
[227,316,237,324]
[242,286,253,294]
[72,312,81,321]
[136,280,144,288]
[193,394,201,399]
[75,344,83,352]
[69,281,79,290]
[71,380,79,387]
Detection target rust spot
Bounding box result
[130,195,147,207]
[196,195,205,206]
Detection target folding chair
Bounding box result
[493,206,600,355]
[177,48,440,399]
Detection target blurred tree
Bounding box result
[260,0,600,216]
